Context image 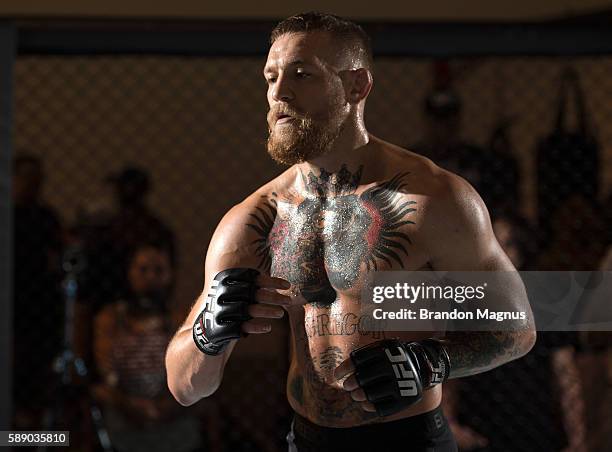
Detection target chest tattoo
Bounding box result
[247,165,416,306]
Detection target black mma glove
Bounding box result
[193,268,260,356]
[350,338,451,417]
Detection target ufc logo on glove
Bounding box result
[385,346,419,397]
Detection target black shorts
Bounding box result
[286,406,457,452]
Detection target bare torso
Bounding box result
[246,140,445,427]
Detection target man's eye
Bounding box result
[265,77,277,84]
[296,72,311,79]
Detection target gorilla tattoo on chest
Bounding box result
[247,165,416,307]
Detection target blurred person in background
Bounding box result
[576,242,612,452]
[106,166,176,269]
[445,213,589,451]
[92,242,218,452]
[79,166,176,315]
[534,193,609,451]
[12,154,64,431]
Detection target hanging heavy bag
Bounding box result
[480,118,521,217]
[536,67,599,247]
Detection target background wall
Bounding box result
[1,0,611,20]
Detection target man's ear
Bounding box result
[342,68,373,104]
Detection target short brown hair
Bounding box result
[270,11,373,71]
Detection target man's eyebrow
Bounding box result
[263,60,313,74]
[287,60,306,67]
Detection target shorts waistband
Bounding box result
[293,406,448,444]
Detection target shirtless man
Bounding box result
[165,12,536,452]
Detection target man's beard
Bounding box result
[266,103,346,165]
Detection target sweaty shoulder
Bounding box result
[374,137,494,269]
[372,137,474,199]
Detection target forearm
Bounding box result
[165,328,234,405]
[443,328,536,379]
[435,262,537,378]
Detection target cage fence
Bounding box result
[10,39,612,452]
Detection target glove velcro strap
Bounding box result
[192,311,228,356]
[409,339,451,387]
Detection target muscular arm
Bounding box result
[165,201,274,406]
[425,173,536,378]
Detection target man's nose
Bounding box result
[271,74,294,103]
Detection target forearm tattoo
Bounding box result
[443,330,530,378]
